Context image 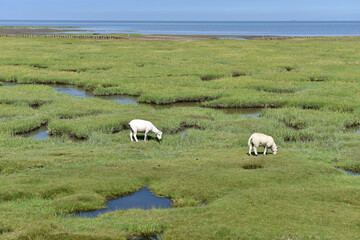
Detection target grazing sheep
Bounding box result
[248,133,278,156]
[129,119,162,142]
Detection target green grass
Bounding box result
[0,36,359,240]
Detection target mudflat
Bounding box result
[0,28,82,35]
[0,27,269,40]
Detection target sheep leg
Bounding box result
[248,145,252,155]
[130,130,133,142]
[264,146,267,155]
[254,146,258,156]
[144,130,148,142]
[133,130,138,142]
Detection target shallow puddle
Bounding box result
[73,187,172,218]
[22,126,48,140]
[179,131,186,138]
[216,108,261,117]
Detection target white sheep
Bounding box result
[248,133,279,156]
[129,119,163,142]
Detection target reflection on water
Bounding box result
[72,187,172,218]
[1,82,19,87]
[47,84,93,98]
[49,84,95,98]
[99,95,139,105]
[22,125,48,140]
[51,85,140,105]
[337,168,360,176]
[344,170,360,176]
[179,131,186,138]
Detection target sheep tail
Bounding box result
[248,135,252,146]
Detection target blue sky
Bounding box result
[0,0,359,21]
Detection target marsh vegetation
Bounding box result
[0,36,359,239]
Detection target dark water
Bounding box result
[1,20,360,36]
[22,126,48,140]
[73,188,172,218]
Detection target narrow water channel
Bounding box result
[49,84,139,105]
[1,82,262,116]
[2,82,18,87]
[336,168,360,176]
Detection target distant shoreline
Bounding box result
[1,20,360,37]
[0,27,359,41]
[0,30,317,41]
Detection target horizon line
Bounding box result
[1,19,360,22]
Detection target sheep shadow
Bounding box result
[133,135,160,142]
[248,151,275,156]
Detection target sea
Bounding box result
[1,20,360,36]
